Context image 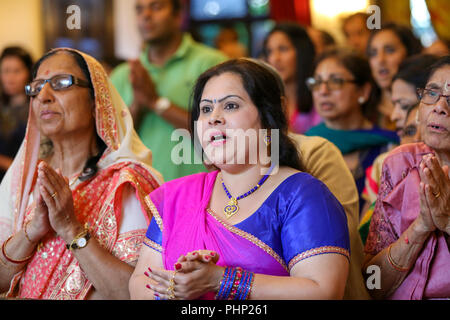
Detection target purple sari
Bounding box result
[144,171,350,299]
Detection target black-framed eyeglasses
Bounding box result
[306,76,357,91]
[417,88,450,105]
[25,74,90,97]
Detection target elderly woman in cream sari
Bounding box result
[0,48,162,299]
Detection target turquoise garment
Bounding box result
[110,33,227,181]
[305,123,399,155]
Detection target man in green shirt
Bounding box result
[110,0,227,181]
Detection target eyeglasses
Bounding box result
[401,124,417,138]
[417,88,450,105]
[306,77,357,91]
[25,74,90,97]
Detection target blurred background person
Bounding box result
[367,22,423,130]
[342,12,371,56]
[307,26,336,56]
[110,0,227,181]
[0,46,33,182]
[305,48,398,216]
[214,26,248,59]
[263,22,320,134]
[423,38,450,57]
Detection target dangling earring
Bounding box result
[264,135,271,146]
[358,96,365,104]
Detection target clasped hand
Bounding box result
[145,250,223,300]
[26,161,80,244]
[417,154,450,235]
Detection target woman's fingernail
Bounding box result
[192,252,198,256]
[148,267,152,272]
[146,284,151,289]
[144,271,150,277]
[175,263,182,270]
[205,255,210,260]
[154,292,159,297]
[210,252,215,256]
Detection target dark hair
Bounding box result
[314,48,380,121]
[170,0,182,14]
[32,49,106,182]
[0,46,33,105]
[262,22,315,113]
[423,55,450,85]
[190,58,305,172]
[367,22,422,57]
[393,54,440,89]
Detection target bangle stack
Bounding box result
[215,266,254,300]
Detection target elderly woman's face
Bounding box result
[418,65,450,153]
[31,52,94,138]
[312,57,365,123]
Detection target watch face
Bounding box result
[77,237,87,248]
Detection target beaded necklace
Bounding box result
[221,163,276,219]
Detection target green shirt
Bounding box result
[110,33,227,181]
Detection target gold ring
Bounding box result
[433,191,440,198]
[51,191,58,199]
[166,272,176,300]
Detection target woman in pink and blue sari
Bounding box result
[129,59,350,300]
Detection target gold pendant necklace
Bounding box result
[221,164,275,219]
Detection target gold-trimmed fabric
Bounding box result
[207,208,289,272]
[145,195,163,232]
[143,237,162,253]
[288,246,350,270]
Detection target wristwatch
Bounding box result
[154,97,171,115]
[66,228,91,251]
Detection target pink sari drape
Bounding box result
[148,171,289,278]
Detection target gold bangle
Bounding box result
[387,244,409,272]
[23,221,36,244]
[1,235,35,264]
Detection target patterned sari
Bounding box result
[144,170,350,299]
[0,48,162,299]
[365,143,450,299]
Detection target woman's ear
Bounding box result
[361,82,372,102]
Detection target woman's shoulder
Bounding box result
[384,142,433,168]
[274,169,333,200]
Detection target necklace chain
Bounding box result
[221,164,275,219]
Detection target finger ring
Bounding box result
[166,272,176,300]
[433,191,440,198]
[51,191,58,199]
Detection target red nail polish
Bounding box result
[148,267,152,272]
[205,255,210,260]
[210,252,215,256]
[154,292,159,297]
[175,263,182,270]
[146,284,151,289]
[192,252,198,256]
[144,271,149,277]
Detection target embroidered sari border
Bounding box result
[288,246,350,270]
[143,237,162,253]
[206,208,289,272]
[145,195,163,232]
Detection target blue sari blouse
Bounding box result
[146,172,350,270]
